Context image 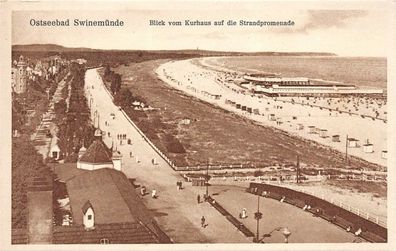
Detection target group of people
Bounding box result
[346,225,362,236]
[117,133,127,145]
[117,133,127,140]
[176,181,183,190]
[197,194,210,204]
[140,185,157,199]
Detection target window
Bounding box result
[100,238,110,244]
[87,215,92,220]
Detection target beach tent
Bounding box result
[347,138,359,148]
[308,126,316,134]
[363,143,374,153]
[319,129,328,138]
[332,135,340,142]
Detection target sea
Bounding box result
[214,56,387,89]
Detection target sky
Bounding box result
[11,2,392,56]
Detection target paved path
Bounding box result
[84,68,249,243]
[32,74,69,158]
[208,185,363,243]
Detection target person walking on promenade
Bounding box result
[151,189,157,199]
[197,194,200,204]
[201,216,206,228]
[241,208,247,219]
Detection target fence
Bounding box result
[288,185,387,228]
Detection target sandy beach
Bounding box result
[156,58,387,168]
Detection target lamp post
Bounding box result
[296,155,300,184]
[254,195,262,242]
[282,227,291,243]
[345,134,349,166]
[205,159,211,199]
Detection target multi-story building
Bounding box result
[11,55,28,94]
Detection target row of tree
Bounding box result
[104,65,122,95]
[55,63,96,162]
[12,139,53,229]
[109,78,187,156]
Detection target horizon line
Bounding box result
[12,43,388,58]
[12,43,340,55]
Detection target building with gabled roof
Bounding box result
[50,165,171,244]
[66,168,151,226]
[82,200,95,229]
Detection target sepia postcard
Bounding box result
[0,0,395,250]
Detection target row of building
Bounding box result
[11,54,68,94]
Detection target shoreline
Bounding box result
[201,55,387,90]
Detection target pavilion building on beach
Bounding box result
[241,74,384,97]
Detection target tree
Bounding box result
[115,74,122,93]
[110,73,122,94]
[104,64,111,76]
[12,139,50,228]
[114,88,133,108]
[110,74,117,94]
[12,100,25,131]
